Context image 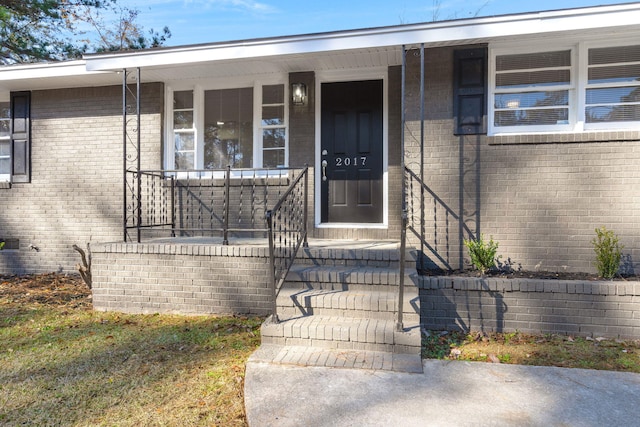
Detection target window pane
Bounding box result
[0,103,9,138]
[496,50,570,71]
[588,64,640,85]
[0,141,9,175]
[263,85,284,104]
[173,111,193,129]
[173,91,193,109]
[495,91,568,109]
[494,108,568,126]
[496,70,570,89]
[262,106,284,126]
[174,133,194,151]
[263,128,285,148]
[586,87,640,104]
[0,158,9,174]
[204,88,253,169]
[263,149,285,168]
[589,45,640,65]
[586,104,640,123]
[175,152,194,170]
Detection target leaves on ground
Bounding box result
[422,330,640,372]
[0,273,263,427]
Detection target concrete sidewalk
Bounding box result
[245,354,640,427]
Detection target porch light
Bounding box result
[291,82,307,106]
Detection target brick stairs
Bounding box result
[253,240,423,373]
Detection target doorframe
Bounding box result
[314,67,389,229]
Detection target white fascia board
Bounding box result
[0,60,110,82]
[84,3,640,72]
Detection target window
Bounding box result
[169,83,287,170]
[260,85,286,167]
[585,45,640,127]
[492,49,573,133]
[204,88,253,169]
[173,90,195,169]
[489,42,640,135]
[0,101,9,181]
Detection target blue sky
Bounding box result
[118,0,638,46]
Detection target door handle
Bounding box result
[321,160,328,181]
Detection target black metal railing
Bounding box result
[124,166,306,243]
[266,166,309,323]
[404,166,474,272]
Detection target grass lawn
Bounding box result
[2,273,640,426]
[0,274,262,426]
[423,330,640,372]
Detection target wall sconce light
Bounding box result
[291,82,307,106]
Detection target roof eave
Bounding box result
[83,3,640,71]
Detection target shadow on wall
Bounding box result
[405,134,481,272]
[420,279,507,334]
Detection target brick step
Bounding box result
[295,242,416,269]
[249,343,423,373]
[260,315,421,354]
[284,265,417,289]
[275,287,420,323]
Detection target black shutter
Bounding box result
[10,91,30,183]
[453,47,487,135]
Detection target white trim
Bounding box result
[164,75,289,170]
[314,68,389,229]
[84,4,640,72]
[488,37,640,136]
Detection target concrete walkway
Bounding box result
[245,354,640,427]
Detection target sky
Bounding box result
[117,0,639,47]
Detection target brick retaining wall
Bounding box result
[92,242,273,315]
[419,276,640,339]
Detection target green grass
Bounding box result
[0,274,263,426]
[422,330,640,372]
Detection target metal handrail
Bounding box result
[124,166,300,243]
[266,166,309,324]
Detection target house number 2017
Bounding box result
[335,156,367,167]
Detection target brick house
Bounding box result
[2,4,640,354]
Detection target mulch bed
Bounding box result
[420,269,640,281]
[0,273,92,308]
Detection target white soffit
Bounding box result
[0,60,119,94]
[84,3,640,72]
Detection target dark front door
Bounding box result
[320,80,383,223]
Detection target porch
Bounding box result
[104,47,452,371]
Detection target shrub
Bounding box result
[463,234,499,275]
[592,226,623,279]
[0,241,4,250]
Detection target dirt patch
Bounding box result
[0,273,91,308]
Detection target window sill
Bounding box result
[487,130,640,146]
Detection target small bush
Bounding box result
[0,241,4,250]
[592,226,623,279]
[464,234,499,275]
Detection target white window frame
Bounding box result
[489,44,577,135]
[256,82,289,169]
[489,38,640,136]
[582,40,640,131]
[0,99,10,182]
[165,77,289,175]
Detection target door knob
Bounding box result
[321,160,328,181]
